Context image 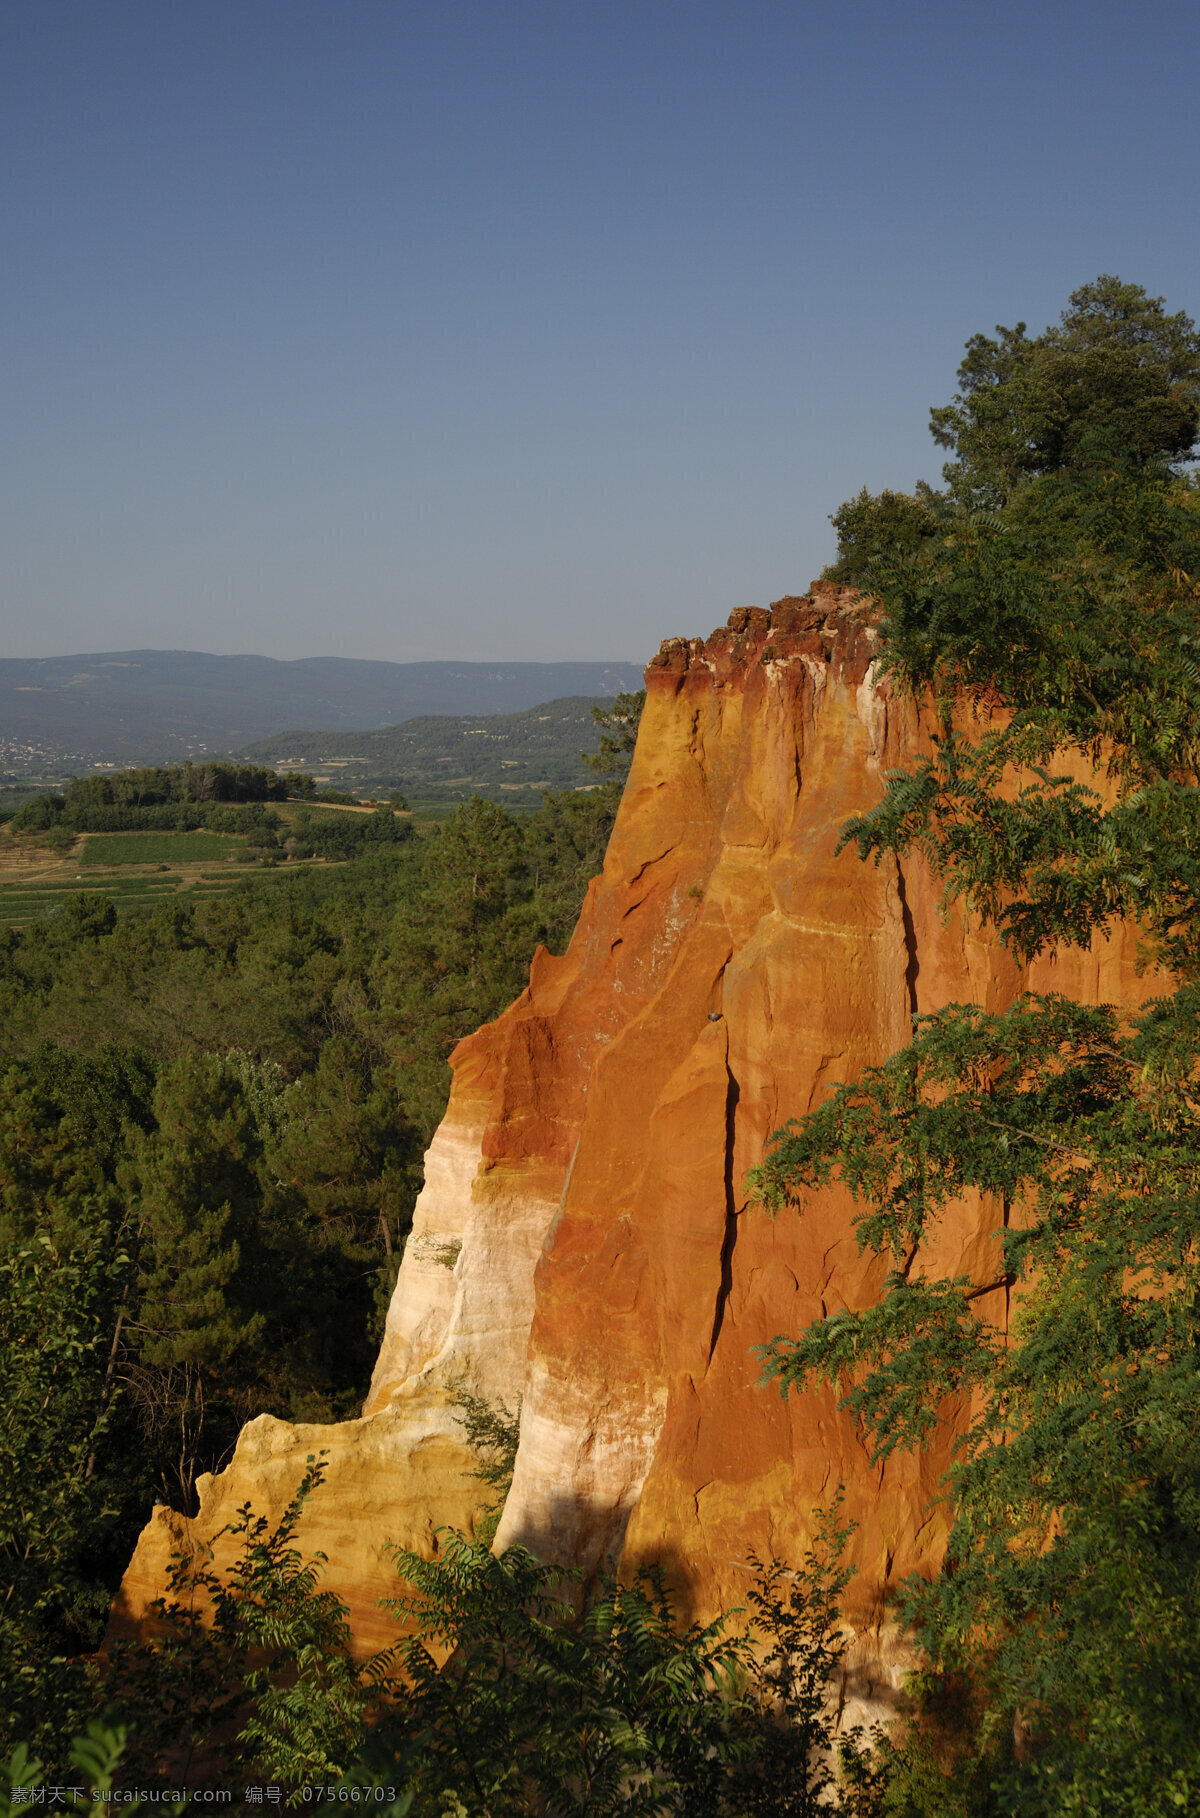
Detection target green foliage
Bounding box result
[0,785,619,1755]
[21,1041,157,1163]
[525,782,624,954]
[825,276,1200,600]
[370,1390,884,1815]
[0,1723,136,1815]
[0,1744,50,1817]
[371,1509,887,1815]
[824,485,946,587]
[106,1454,379,1792]
[833,476,1200,983]
[10,761,310,837]
[120,1052,272,1505]
[756,989,1200,1813]
[0,1228,126,1758]
[584,690,646,777]
[0,1061,153,1754]
[448,1383,521,1544]
[377,1532,748,1815]
[50,890,118,940]
[729,1493,882,1818]
[929,275,1200,505]
[283,803,408,861]
[265,1034,415,1258]
[89,1422,884,1811]
[104,1045,418,1506]
[381,798,544,1137]
[760,278,1200,1814]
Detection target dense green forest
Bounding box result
[9,760,319,832]
[0,767,624,1772]
[4,277,1200,1812]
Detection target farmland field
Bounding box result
[0,827,263,926]
[78,831,243,866]
[0,807,422,927]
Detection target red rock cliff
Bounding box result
[112,585,1154,1712]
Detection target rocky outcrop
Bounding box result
[111,585,1155,1713]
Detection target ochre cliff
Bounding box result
[111,584,1156,1713]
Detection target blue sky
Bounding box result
[2,0,1197,664]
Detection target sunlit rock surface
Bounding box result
[111,585,1154,1713]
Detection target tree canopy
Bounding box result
[767,277,1200,1815]
[930,274,1200,505]
[0,782,631,1766]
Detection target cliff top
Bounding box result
[647,581,878,683]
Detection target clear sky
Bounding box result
[2,0,1197,664]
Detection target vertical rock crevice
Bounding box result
[894,856,921,1023]
[707,1047,741,1365]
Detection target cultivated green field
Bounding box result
[0,810,426,927]
[78,831,243,866]
[0,827,265,927]
[0,870,267,927]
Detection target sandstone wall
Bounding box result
[111,586,1153,1712]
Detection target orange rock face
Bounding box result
[112,586,1155,1713]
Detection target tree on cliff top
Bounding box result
[826,275,1200,584]
[931,274,1200,505]
[765,279,1200,1814]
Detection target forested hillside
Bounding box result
[238,695,623,805]
[0,779,622,1758]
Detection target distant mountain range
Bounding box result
[238,696,622,805]
[0,649,646,771]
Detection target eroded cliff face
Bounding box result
[112,585,1154,1709]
